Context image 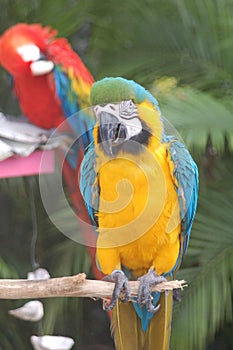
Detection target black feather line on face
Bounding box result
[97,120,151,156]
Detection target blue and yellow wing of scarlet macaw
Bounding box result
[80,77,198,350]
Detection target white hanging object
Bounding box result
[8,300,44,321]
[27,268,51,280]
[31,335,75,350]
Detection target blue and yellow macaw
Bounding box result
[80,77,198,350]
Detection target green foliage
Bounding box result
[152,82,233,154]
[0,256,18,278]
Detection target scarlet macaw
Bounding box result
[80,77,198,349]
[0,23,102,278]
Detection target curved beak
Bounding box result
[30,52,54,76]
[98,112,127,156]
[30,59,54,76]
[17,44,54,76]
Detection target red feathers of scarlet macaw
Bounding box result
[0,23,102,279]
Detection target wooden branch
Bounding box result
[0,273,187,300]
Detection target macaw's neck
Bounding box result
[13,73,65,129]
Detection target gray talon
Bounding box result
[137,269,166,313]
[103,270,130,310]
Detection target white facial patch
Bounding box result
[94,100,142,140]
[30,60,54,76]
[17,44,41,62]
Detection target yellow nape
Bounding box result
[137,100,163,143]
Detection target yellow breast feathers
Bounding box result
[94,129,181,278]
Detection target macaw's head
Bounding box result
[0,23,55,77]
[90,77,163,156]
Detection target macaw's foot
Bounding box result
[173,288,181,302]
[137,269,167,313]
[102,270,130,311]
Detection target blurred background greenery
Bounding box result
[0,0,233,349]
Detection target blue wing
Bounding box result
[53,65,79,119]
[168,137,199,265]
[53,65,95,168]
[79,141,99,225]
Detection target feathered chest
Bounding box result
[13,74,65,129]
[95,143,180,246]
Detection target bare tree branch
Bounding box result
[0,274,186,300]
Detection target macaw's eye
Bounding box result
[129,99,134,108]
[125,100,134,113]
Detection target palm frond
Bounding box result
[171,187,233,350]
[0,256,18,278]
[152,83,233,154]
[85,0,233,90]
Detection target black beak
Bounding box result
[98,112,127,156]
